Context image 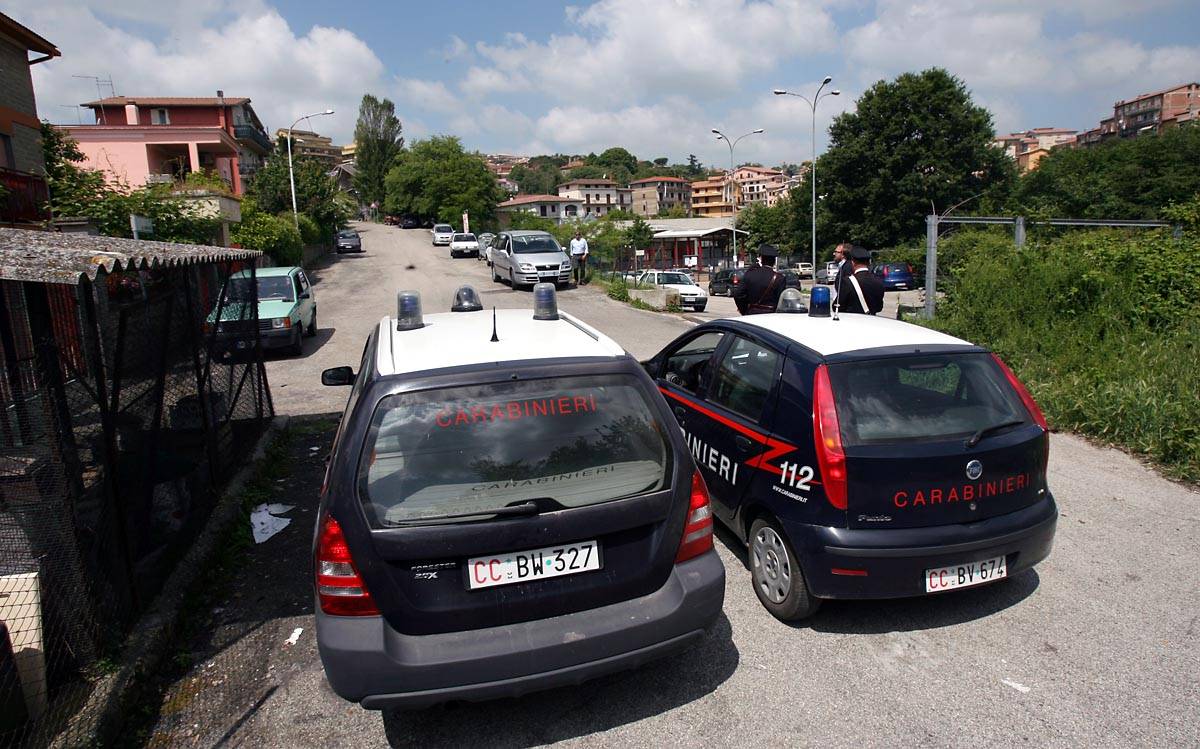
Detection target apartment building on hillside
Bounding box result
[733,166,786,205]
[1078,82,1200,147]
[275,128,342,167]
[691,177,735,218]
[630,176,691,216]
[556,178,630,217]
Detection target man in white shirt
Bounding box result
[569,231,589,286]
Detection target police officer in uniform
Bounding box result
[836,244,884,315]
[734,243,785,315]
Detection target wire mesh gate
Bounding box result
[0,251,272,747]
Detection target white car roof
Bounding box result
[734,312,973,357]
[375,309,627,377]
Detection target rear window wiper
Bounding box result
[965,419,1025,448]
[392,498,556,525]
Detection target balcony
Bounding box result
[0,168,49,225]
[234,124,273,154]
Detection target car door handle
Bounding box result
[673,406,687,421]
[734,435,755,452]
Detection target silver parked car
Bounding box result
[431,224,455,246]
[476,232,496,263]
[490,230,573,290]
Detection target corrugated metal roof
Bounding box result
[0,228,260,286]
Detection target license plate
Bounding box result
[467,540,601,590]
[540,273,558,278]
[925,555,1007,592]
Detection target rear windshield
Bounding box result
[358,375,671,526]
[452,233,476,242]
[827,353,1029,446]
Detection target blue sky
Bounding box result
[10,0,1200,169]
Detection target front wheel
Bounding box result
[695,305,707,313]
[289,328,304,356]
[749,517,820,621]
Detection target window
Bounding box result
[292,274,304,298]
[358,375,671,527]
[298,271,311,293]
[708,336,781,421]
[540,205,547,217]
[826,353,1028,446]
[662,331,725,394]
[150,108,170,125]
[0,133,13,169]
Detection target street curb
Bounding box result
[50,415,291,749]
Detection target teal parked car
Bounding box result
[208,266,317,357]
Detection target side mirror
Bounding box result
[300,291,311,299]
[321,366,355,386]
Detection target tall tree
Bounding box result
[246,145,346,232]
[815,68,1015,250]
[352,94,404,207]
[384,136,503,224]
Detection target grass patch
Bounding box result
[926,228,1200,482]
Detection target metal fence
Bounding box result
[0,253,272,747]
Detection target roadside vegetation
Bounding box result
[926,223,1200,482]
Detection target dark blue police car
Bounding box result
[643,294,1057,620]
[314,286,724,710]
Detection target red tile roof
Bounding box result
[82,96,251,108]
[629,176,688,184]
[498,194,575,207]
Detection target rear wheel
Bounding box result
[306,310,317,337]
[749,517,819,621]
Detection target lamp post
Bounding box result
[711,127,763,268]
[774,78,839,283]
[288,109,335,229]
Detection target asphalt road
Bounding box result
[148,222,1199,748]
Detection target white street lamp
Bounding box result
[288,109,335,229]
[774,78,839,283]
[711,127,764,267]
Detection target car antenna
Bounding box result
[490,306,499,342]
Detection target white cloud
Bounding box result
[394,77,458,114]
[473,0,839,106]
[13,1,382,144]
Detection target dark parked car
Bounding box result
[708,268,745,296]
[315,286,725,711]
[336,230,362,253]
[643,306,1056,621]
[873,262,917,290]
[401,216,420,229]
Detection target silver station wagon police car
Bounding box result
[643,289,1057,620]
[314,285,724,711]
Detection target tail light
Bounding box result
[906,263,914,275]
[882,266,890,276]
[315,514,379,616]
[812,364,848,510]
[675,471,713,563]
[990,354,1050,474]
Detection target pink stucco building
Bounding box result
[59,95,273,195]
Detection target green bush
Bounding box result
[294,213,322,246]
[233,212,303,266]
[928,229,1200,481]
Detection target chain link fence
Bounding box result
[0,250,272,747]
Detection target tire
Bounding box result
[289,328,303,356]
[492,264,501,283]
[306,310,317,337]
[749,517,820,621]
[695,304,707,313]
[509,268,520,290]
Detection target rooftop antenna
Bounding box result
[72,74,115,123]
[490,306,499,342]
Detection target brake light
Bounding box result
[315,514,379,616]
[991,354,1051,476]
[675,471,714,563]
[990,354,1048,431]
[906,263,914,275]
[812,365,848,510]
[882,266,890,276]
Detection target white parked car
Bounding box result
[449,233,480,258]
[637,270,708,312]
[431,224,455,246]
[796,262,814,279]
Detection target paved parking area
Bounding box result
[143,223,1200,748]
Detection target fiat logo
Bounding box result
[965,460,983,480]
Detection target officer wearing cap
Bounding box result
[836,244,884,315]
[734,243,785,315]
